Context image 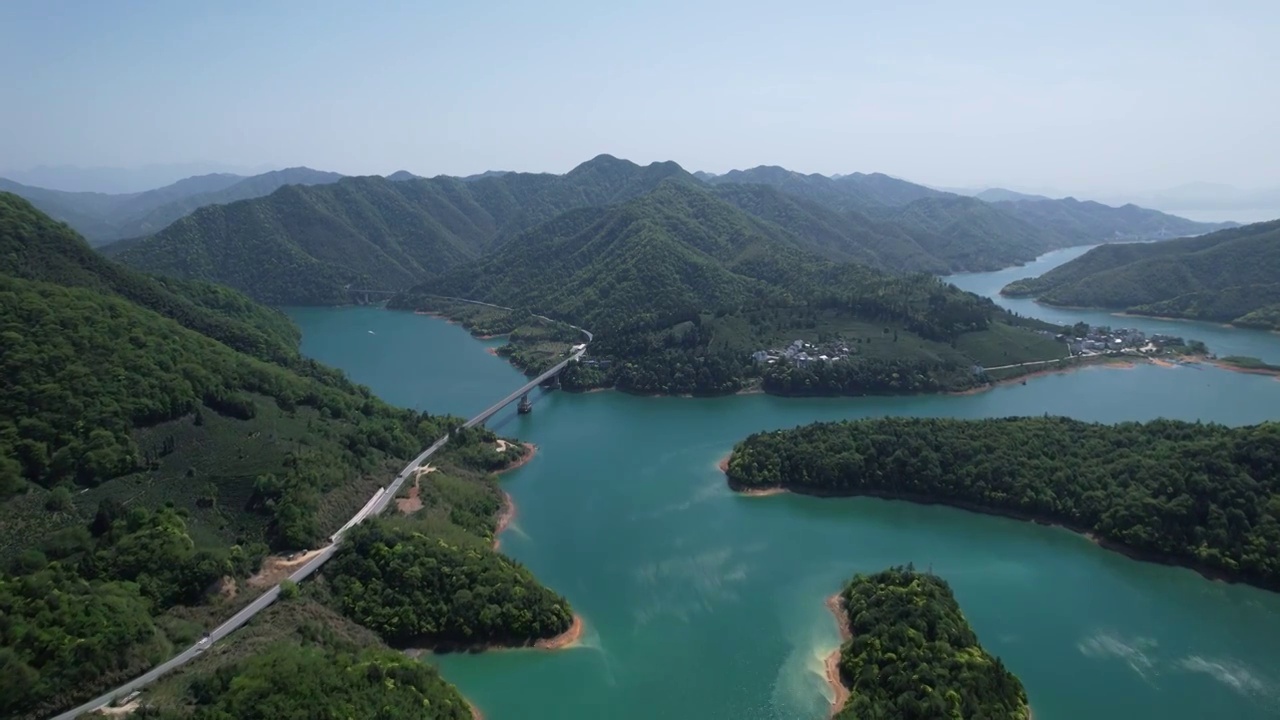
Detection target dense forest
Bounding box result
[726,417,1280,588]
[396,181,1068,396]
[1001,220,1280,330]
[327,518,573,647]
[129,598,474,720]
[831,567,1030,719]
[0,196,571,718]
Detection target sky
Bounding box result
[2,0,1278,199]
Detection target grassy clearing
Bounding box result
[956,321,1067,367]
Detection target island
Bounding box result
[724,416,1280,590]
[827,567,1030,719]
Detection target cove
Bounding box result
[286,262,1280,720]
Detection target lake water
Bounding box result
[287,257,1280,720]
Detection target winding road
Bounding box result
[51,310,589,720]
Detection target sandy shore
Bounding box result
[493,491,515,550]
[469,702,484,720]
[535,614,584,650]
[485,347,499,356]
[1209,360,1280,378]
[825,594,851,717]
[496,442,538,474]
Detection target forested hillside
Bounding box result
[1001,220,1280,330]
[705,166,1225,270]
[109,156,697,304]
[706,166,949,211]
[0,192,300,363]
[395,181,1068,396]
[831,568,1029,720]
[991,196,1234,244]
[116,598,475,720]
[0,198,571,718]
[99,156,1232,307]
[865,195,1060,271]
[726,416,1280,589]
[1,168,342,245]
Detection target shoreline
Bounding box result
[824,594,851,717]
[534,613,584,650]
[949,358,1134,396]
[496,442,538,475]
[718,469,1269,592]
[404,613,585,657]
[1209,360,1280,378]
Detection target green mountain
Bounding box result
[0,194,569,718]
[1,168,343,245]
[109,156,698,305]
[1001,220,1280,329]
[708,183,950,272]
[866,195,1063,271]
[990,196,1234,244]
[705,167,1231,270]
[394,181,1068,396]
[704,169,1076,271]
[707,166,948,211]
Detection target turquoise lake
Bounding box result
[287,250,1280,720]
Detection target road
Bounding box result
[51,313,587,719]
[982,357,1071,372]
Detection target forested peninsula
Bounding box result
[1001,219,1280,331]
[725,417,1280,590]
[829,567,1029,720]
[0,194,574,719]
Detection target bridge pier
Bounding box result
[517,393,532,414]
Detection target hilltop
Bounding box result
[393,181,1069,396]
[0,194,573,718]
[1001,219,1280,330]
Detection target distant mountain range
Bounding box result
[0,167,344,245]
[0,162,275,194]
[99,155,1236,306]
[1002,220,1280,330]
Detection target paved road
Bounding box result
[51,314,587,719]
[983,357,1071,371]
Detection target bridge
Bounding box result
[51,311,590,720]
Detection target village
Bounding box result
[747,324,1201,371]
[751,338,855,368]
[1048,324,1197,358]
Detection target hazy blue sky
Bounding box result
[2,0,1277,195]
